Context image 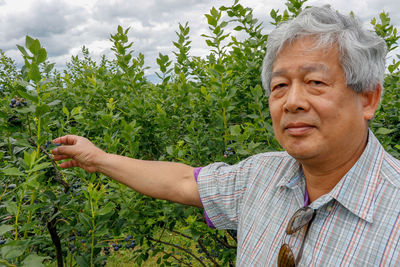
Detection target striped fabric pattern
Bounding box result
[197,130,400,266]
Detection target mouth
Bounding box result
[284,122,315,136]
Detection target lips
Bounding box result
[284,122,315,136]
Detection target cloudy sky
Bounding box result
[0,0,399,81]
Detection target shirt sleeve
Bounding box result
[196,157,255,230]
[194,167,216,228]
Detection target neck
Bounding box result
[301,130,369,203]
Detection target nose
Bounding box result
[283,82,309,113]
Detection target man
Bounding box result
[52,5,400,266]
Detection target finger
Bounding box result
[52,135,79,146]
[51,145,78,156]
[52,155,71,161]
[58,160,80,169]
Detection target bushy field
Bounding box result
[0,0,398,266]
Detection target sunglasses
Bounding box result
[278,206,316,267]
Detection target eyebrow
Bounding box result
[271,63,330,79]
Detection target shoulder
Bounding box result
[200,151,293,175]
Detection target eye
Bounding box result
[309,80,325,86]
[271,83,288,91]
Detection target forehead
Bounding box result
[272,37,341,72]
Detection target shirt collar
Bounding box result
[276,155,302,188]
[327,130,384,223]
[277,129,384,223]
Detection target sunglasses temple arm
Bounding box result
[295,214,315,265]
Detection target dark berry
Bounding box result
[10,99,16,104]
[125,243,131,249]
[16,102,21,107]
[9,103,13,108]
[124,234,133,242]
[227,147,232,151]
[81,239,86,243]
[69,236,75,241]
[229,151,234,156]
[8,184,16,189]
[0,240,5,245]
[114,247,119,251]
[23,101,27,106]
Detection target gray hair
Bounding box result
[261,5,387,95]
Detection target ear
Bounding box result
[362,84,382,120]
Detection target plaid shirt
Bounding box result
[197,130,400,266]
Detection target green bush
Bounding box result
[0,0,398,266]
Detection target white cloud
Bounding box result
[0,0,398,77]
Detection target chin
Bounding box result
[284,145,318,161]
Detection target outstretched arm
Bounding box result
[51,135,202,207]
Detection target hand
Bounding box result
[51,135,106,173]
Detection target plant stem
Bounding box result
[23,192,36,239]
[14,186,27,240]
[36,83,41,158]
[146,236,207,267]
[7,131,13,161]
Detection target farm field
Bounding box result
[0,0,399,266]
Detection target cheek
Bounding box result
[268,101,282,125]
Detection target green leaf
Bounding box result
[62,106,70,116]
[0,243,25,260]
[376,127,395,135]
[0,225,14,236]
[166,145,174,156]
[78,213,92,231]
[35,104,50,117]
[71,106,82,116]
[6,201,18,216]
[18,89,39,103]
[22,253,48,267]
[98,202,116,216]
[24,150,34,168]
[29,64,41,82]
[45,62,55,73]
[205,14,217,27]
[48,100,62,106]
[43,190,57,201]
[75,254,90,267]
[25,36,35,51]
[28,162,51,173]
[37,48,47,63]
[200,86,207,95]
[16,45,30,58]
[28,39,41,55]
[2,167,24,176]
[229,125,242,136]
[210,7,219,17]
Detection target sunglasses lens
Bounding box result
[278,243,296,267]
[286,207,314,234]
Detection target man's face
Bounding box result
[268,37,370,165]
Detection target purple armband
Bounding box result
[194,167,216,228]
